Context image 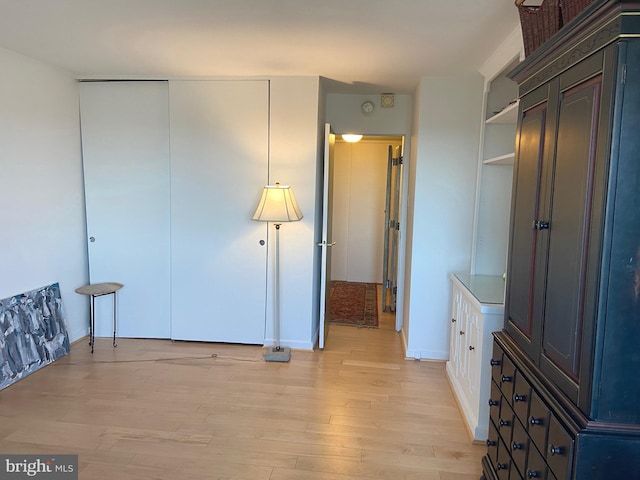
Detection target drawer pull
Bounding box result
[468,345,475,351]
[501,374,513,383]
[490,358,501,366]
[530,416,543,426]
[488,399,499,407]
[513,393,527,403]
[527,471,540,478]
[486,439,496,447]
[512,441,523,451]
[496,463,508,471]
[499,419,511,427]
[549,444,564,456]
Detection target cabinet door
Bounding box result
[538,72,603,401]
[458,299,471,382]
[449,282,463,375]
[169,81,269,344]
[505,92,548,358]
[79,81,171,339]
[506,49,615,405]
[466,305,483,409]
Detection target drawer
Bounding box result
[546,415,574,479]
[496,436,515,480]
[487,419,500,465]
[526,441,549,479]
[510,417,530,478]
[528,390,550,454]
[500,354,516,400]
[489,380,502,425]
[497,405,515,447]
[491,341,504,385]
[512,370,532,425]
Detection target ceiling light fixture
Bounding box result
[342,134,363,143]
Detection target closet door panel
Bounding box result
[79,81,171,338]
[169,81,269,344]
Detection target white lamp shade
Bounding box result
[252,184,303,222]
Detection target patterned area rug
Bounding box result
[328,281,378,328]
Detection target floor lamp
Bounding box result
[252,183,303,362]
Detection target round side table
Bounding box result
[75,282,123,353]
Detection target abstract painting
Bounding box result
[0,283,70,390]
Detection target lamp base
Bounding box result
[264,347,291,362]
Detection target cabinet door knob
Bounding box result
[513,393,527,403]
[527,471,540,478]
[486,439,496,447]
[451,318,456,323]
[530,416,543,426]
[549,445,564,456]
[501,374,513,383]
[488,399,499,407]
[499,419,511,427]
[468,345,475,351]
[496,463,507,471]
[533,220,550,230]
[512,441,523,451]
[459,330,465,335]
[490,358,501,366]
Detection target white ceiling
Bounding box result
[0,0,520,94]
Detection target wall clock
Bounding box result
[361,100,375,116]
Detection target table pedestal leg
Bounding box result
[90,294,95,354]
[113,291,118,347]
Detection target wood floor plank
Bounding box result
[293,456,442,480]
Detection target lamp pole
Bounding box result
[273,223,282,351]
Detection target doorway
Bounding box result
[329,134,404,322]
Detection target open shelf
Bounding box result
[483,152,515,165]
[486,100,519,124]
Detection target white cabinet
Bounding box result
[446,274,504,441]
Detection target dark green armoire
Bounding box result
[482,1,640,479]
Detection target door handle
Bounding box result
[316,241,337,247]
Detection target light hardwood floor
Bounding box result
[0,290,484,479]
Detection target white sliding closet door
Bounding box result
[169,81,269,344]
[79,81,171,338]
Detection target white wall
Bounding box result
[270,76,321,350]
[405,76,484,360]
[326,94,413,136]
[0,47,89,342]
